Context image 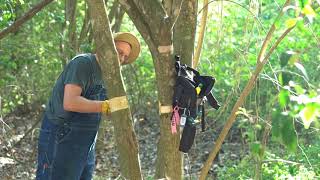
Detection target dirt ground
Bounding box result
[0,108,242,179]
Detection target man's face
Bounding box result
[115,41,131,64]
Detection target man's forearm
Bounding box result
[63,96,103,113]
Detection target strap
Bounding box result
[186,66,200,77]
[174,54,200,77]
[171,106,180,134]
[201,105,205,132]
[207,93,220,110]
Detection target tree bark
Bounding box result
[95,0,125,153]
[193,0,208,68]
[87,0,142,179]
[0,0,54,40]
[65,0,78,58]
[119,0,184,179]
[78,5,90,49]
[173,0,198,67]
[155,0,197,178]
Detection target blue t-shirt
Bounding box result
[45,53,106,124]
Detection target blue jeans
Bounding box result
[36,84,106,180]
[36,113,100,180]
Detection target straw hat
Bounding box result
[114,32,140,64]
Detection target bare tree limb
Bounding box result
[119,0,157,52]
[63,0,78,58]
[0,0,54,40]
[131,0,167,30]
[78,5,90,48]
[111,7,125,32]
[193,0,209,68]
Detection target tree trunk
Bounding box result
[95,0,126,153]
[119,0,184,179]
[87,0,142,179]
[173,0,197,68]
[78,4,91,50]
[155,0,197,178]
[65,0,78,58]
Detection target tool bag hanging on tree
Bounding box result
[171,55,220,153]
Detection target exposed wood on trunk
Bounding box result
[119,0,185,179]
[0,0,54,40]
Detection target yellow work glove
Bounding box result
[101,96,128,115]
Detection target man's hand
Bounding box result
[102,96,128,115]
[109,96,128,112]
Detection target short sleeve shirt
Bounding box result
[45,53,106,124]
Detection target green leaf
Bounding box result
[281,117,297,153]
[250,142,261,157]
[279,90,290,108]
[298,0,308,8]
[292,83,305,95]
[299,103,319,129]
[294,62,309,81]
[280,52,291,67]
[285,18,297,28]
[274,18,281,29]
[288,53,300,65]
[302,4,316,17]
[272,110,282,142]
[272,111,298,153]
[282,72,292,86]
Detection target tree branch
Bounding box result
[119,0,158,52]
[193,0,209,68]
[131,0,167,30]
[0,0,54,40]
[78,4,90,48]
[168,0,184,29]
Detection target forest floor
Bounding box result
[0,107,245,180]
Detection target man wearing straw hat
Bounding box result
[36,32,140,180]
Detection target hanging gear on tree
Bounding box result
[171,55,220,153]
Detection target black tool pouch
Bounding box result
[179,122,196,153]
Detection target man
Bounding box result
[36,32,140,180]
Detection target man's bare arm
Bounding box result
[63,84,103,113]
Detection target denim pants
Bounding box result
[36,85,106,180]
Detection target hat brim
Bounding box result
[114,32,140,65]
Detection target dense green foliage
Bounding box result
[0,0,319,179]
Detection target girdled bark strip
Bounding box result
[119,0,186,179]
